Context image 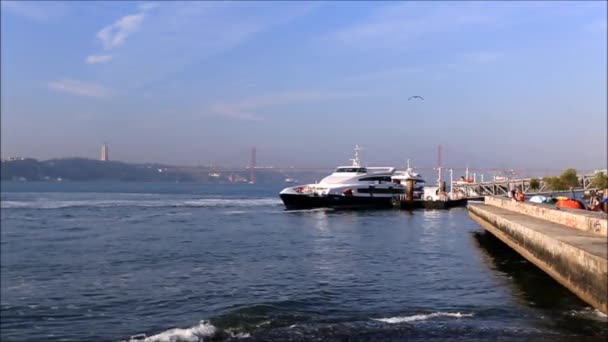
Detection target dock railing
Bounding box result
[452,174,599,197]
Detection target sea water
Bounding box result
[1,182,606,341]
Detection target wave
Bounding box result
[566,308,608,321]
[126,320,217,342]
[1,198,282,209]
[130,313,541,342]
[373,312,474,324]
[124,320,249,342]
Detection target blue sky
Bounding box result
[1,1,606,171]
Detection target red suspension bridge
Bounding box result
[193,145,601,183]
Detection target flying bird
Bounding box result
[408,96,424,101]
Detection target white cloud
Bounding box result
[97,13,145,50]
[88,3,159,61]
[47,79,110,98]
[85,54,113,64]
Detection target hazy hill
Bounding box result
[1,158,192,182]
[0,158,327,184]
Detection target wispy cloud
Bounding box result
[462,52,502,64]
[85,54,114,64]
[47,79,110,98]
[231,79,257,90]
[87,3,159,64]
[209,105,263,122]
[97,13,145,50]
[327,2,578,49]
[210,90,360,122]
[342,66,423,84]
[138,2,160,12]
[121,1,322,89]
[0,1,67,22]
[329,3,492,47]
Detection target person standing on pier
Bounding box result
[515,189,525,202]
[508,182,516,199]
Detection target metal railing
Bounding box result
[451,174,599,197]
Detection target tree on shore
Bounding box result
[543,168,579,191]
[529,178,540,190]
[592,172,608,189]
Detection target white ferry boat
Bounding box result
[279,146,405,209]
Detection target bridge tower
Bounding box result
[437,144,442,185]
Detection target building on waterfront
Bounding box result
[101,143,109,161]
[1,156,27,162]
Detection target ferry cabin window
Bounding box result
[359,176,392,183]
[335,167,367,173]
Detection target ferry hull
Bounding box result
[280,193,394,210]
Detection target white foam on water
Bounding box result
[126,320,217,342]
[1,198,282,209]
[1,201,32,209]
[373,312,474,324]
[567,308,608,321]
[221,210,248,215]
[256,320,271,327]
[183,198,281,208]
[228,331,251,339]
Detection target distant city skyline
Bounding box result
[1,1,606,170]
[1,144,603,177]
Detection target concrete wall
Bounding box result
[469,204,608,314]
[485,196,607,237]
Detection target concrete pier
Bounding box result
[468,197,608,314]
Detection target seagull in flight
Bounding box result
[408,96,424,101]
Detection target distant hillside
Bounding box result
[0,158,327,184]
[1,158,192,182]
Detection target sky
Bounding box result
[1,1,607,171]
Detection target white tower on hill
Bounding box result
[101,143,109,161]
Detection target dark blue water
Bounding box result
[1,182,606,341]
